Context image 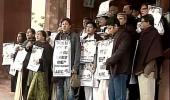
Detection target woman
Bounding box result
[26,30,53,100]
[11,32,26,92]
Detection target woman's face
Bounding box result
[26,29,34,39]
[17,34,23,43]
[35,32,45,42]
[61,20,71,33]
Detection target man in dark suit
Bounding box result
[105,17,132,100]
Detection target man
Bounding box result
[80,17,92,40]
[107,5,119,17]
[105,17,132,100]
[123,4,133,15]
[134,14,163,100]
[117,12,140,100]
[82,21,103,100]
[54,18,80,100]
[97,15,109,39]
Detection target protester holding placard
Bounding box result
[21,28,36,100]
[11,32,26,92]
[52,18,80,100]
[26,30,53,100]
[80,21,103,100]
[105,17,132,100]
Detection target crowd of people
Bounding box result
[4,2,170,100]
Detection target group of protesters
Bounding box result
[5,2,170,100]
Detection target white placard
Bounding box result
[9,64,16,76]
[53,40,71,77]
[96,0,111,17]
[2,43,15,65]
[80,63,99,87]
[27,45,44,72]
[148,6,164,34]
[95,39,113,79]
[12,47,27,71]
[49,32,58,47]
[79,63,93,81]
[80,40,96,63]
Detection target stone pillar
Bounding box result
[44,0,67,32]
[160,0,169,12]
[0,0,32,73]
[0,0,4,65]
[158,59,170,100]
[3,0,32,43]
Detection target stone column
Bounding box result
[158,59,170,100]
[44,0,67,32]
[0,0,4,65]
[0,0,32,74]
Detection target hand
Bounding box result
[26,41,33,49]
[71,68,77,74]
[15,46,20,52]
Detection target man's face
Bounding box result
[109,6,118,16]
[61,20,71,33]
[140,18,150,30]
[86,24,96,35]
[140,5,148,16]
[123,5,132,15]
[117,14,127,25]
[106,25,119,35]
[98,17,107,26]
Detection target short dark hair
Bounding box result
[86,21,97,28]
[141,3,149,9]
[107,16,120,27]
[83,17,92,21]
[141,14,154,26]
[60,18,72,25]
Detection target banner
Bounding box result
[79,63,99,87]
[80,40,96,63]
[11,47,27,71]
[2,43,15,65]
[148,5,164,34]
[27,45,44,72]
[9,64,17,76]
[79,63,93,80]
[95,39,113,79]
[53,40,71,77]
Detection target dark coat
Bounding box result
[134,26,163,74]
[34,41,53,73]
[106,29,132,75]
[21,39,35,100]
